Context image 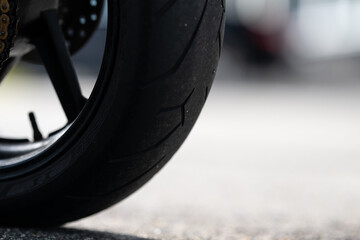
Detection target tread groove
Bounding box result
[155,0,180,19]
[205,86,209,102]
[101,155,167,197]
[221,0,225,11]
[217,0,226,57]
[119,123,181,158]
[64,156,167,199]
[159,88,195,126]
[217,11,225,57]
[142,0,209,87]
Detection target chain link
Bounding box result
[0,0,17,68]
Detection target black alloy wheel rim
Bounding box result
[0,0,110,178]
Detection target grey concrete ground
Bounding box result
[2,46,360,239]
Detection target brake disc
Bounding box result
[0,0,17,68]
[58,0,105,55]
[22,0,105,63]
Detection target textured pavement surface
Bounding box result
[2,47,360,239]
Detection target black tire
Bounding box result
[0,0,225,226]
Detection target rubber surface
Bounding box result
[0,0,225,225]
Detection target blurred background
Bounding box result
[3,0,360,239]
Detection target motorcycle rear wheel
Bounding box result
[0,0,225,226]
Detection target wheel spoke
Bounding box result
[32,9,86,122]
[29,112,43,141]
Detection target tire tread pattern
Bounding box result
[0,0,226,225]
[62,0,226,220]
